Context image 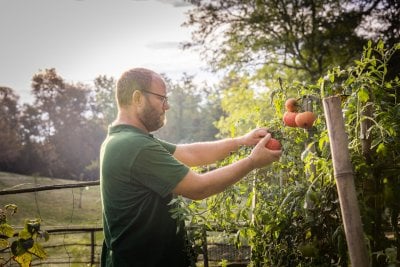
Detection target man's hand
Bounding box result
[237,128,269,147]
[248,134,282,168]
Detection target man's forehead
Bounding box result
[152,75,167,89]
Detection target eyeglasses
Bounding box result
[141,90,169,106]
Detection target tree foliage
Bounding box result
[21,69,105,180]
[91,75,118,130]
[214,72,273,137]
[0,87,21,170]
[184,0,399,81]
[155,74,221,143]
[0,69,105,179]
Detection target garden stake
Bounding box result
[322,96,370,267]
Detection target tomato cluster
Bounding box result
[283,98,316,129]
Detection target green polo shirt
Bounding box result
[100,124,190,267]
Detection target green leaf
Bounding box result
[4,204,18,215]
[18,229,32,240]
[358,88,369,102]
[376,143,388,157]
[0,223,14,238]
[329,73,335,83]
[0,238,9,249]
[28,242,47,259]
[366,46,371,58]
[26,220,40,234]
[14,252,32,267]
[21,239,34,250]
[11,240,26,256]
[377,40,384,50]
[370,58,376,67]
[318,132,329,152]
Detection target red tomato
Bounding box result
[283,111,298,127]
[285,98,298,112]
[295,111,316,129]
[265,138,282,150]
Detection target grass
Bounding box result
[0,171,102,227]
[0,171,103,266]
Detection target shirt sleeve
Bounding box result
[155,138,176,154]
[132,141,189,197]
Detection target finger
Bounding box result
[256,128,268,138]
[270,149,283,159]
[259,133,271,146]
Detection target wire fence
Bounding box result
[32,226,102,266]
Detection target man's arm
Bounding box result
[173,128,269,167]
[172,134,282,200]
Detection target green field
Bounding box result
[0,171,103,266]
[0,171,102,227]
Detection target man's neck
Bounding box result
[112,111,148,133]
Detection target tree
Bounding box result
[0,87,21,171]
[91,75,117,130]
[23,68,104,180]
[184,0,399,82]
[213,71,274,137]
[155,74,221,143]
[50,81,104,180]
[16,104,48,175]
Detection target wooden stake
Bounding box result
[322,96,370,267]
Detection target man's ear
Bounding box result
[132,90,143,105]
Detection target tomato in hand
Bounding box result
[265,138,282,150]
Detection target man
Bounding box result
[100,68,282,266]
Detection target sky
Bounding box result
[0,0,213,104]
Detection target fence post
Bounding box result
[91,230,95,265]
[202,227,209,267]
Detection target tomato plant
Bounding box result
[321,40,400,266]
[172,41,399,267]
[0,204,49,267]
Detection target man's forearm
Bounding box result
[175,137,241,167]
[196,156,255,198]
[173,156,255,200]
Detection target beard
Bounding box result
[139,104,166,132]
